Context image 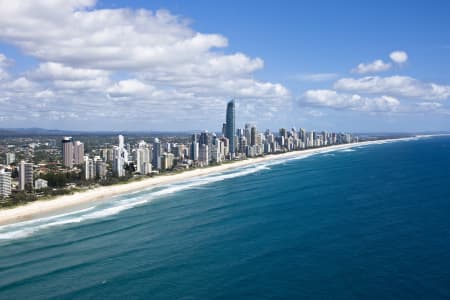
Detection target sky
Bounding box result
[0,0,449,132]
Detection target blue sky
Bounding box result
[0,0,449,132]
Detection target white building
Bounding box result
[0,170,12,198]
[113,135,128,177]
[6,152,15,165]
[84,156,97,180]
[35,178,48,190]
[161,152,174,169]
[136,145,151,175]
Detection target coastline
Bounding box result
[0,135,434,226]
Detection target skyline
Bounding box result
[0,1,450,132]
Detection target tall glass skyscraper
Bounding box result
[225,100,235,156]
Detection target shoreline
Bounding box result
[0,135,436,226]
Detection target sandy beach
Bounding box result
[0,136,431,226]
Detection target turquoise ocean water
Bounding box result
[1,136,450,299]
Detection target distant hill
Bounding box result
[0,128,195,137]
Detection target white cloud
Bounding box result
[303,89,400,112]
[352,59,391,74]
[0,1,290,128]
[0,2,230,71]
[416,102,442,110]
[390,51,408,64]
[0,53,12,68]
[334,76,450,100]
[27,62,109,81]
[306,110,325,117]
[0,53,12,80]
[293,73,339,82]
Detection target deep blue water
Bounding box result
[1,136,450,299]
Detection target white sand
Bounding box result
[0,136,432,226]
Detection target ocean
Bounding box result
[1,136,450,299]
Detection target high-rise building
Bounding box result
[73,141,85,165]
[199,144,209,166]
[250,125,257,146]
[199,131,213,162]
[83,156,96,180]
[6,152,15,165]
[18,160,33,191]
[190,134,199,161]
[118,134,125,149]
[0,170,12,198]
[225,100,236,157]
[136,144,151,175]
[96,160,108,179]
[152,138,162,170]
[112,135,128,177]
[62,137,74,168]
[161,153,174,169]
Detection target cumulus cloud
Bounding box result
[0,0,290,129]
[306,110,325,117]
[390,51,408,64]
[352,59,391,74]
[0,53,12,68]
[302,89,400,112]
[334,76,450,100]
[416,102,443,111]
[27,62,110,81]
[293,73,339,82]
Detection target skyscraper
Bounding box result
[6,152,15,165]
[62,136,74,168]
[250,125,257,146]
[0,170,12,198]
[136,141,151,175]
[18,160,33,191]
[152,138,162,170]
[112,135,128,177]
[225,100,235,157]
[199,144,209,166]
[190,134,199,161]
[73,141,85,165]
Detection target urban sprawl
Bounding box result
[0,101,357,206]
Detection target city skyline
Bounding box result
[0,1,449,132]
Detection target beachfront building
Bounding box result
[198,144,209,167]
[84,156,97,180]
[0,170,12,198]
[62,136,74,168]
[96,160,108,179]
[161,153,174,170]
[190,134,199,161]
[152,138,162,170]
[112,135,128,177]
[136,142,152,175]
[225,100,236,158]
[18,160,33,191]
[35,178,48,190]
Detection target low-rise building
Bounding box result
[35,178,48,190]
